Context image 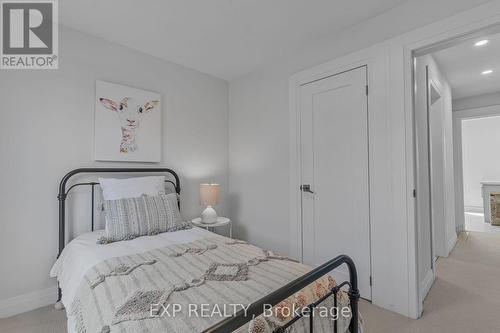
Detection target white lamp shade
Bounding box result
[199,184,220,206]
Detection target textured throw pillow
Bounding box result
[98,193,190,244]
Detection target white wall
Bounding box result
[454,91,500,111]
[0,27,228,314]
[228,0,490,317]
[462,115,500,208]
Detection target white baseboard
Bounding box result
[447,233,458,255]
[464,206,483,214]
[0,285,57,319]
[420,269,435,303]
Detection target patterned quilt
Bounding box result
[69,235,354,332]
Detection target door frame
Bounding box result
[427,74,442,263]
[297,65,372,298]
[400,13,500,319]
[427,72,447,261]
[453,104,500,231]
[290,44,413,315]
[414,60,442,306]
[289,47,392,309]
[289,61,374,262]
[404,23,500,317]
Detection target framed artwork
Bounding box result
[94,80,161,162]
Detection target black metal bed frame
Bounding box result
[203,255,360,333]
[57,168,181,302]
[57,168,359,333]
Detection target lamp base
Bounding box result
[201,206,218,224]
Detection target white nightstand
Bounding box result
[191,217,232,238]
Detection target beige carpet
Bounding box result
[0,305,67,333]
[360,231,500,333]
[1,231,500,333]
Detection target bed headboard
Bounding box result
[57,167,181,259]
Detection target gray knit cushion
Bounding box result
[98,193,191,244]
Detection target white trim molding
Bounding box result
[447,232,458,255]
[464,206,483,213]
[0,285,57,319]
[420,269,435,303]
[289,44,412,316]
[288,47,382,261]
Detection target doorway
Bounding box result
[299,66,372,299]
[413,25,500,316]
[457,113,500,234]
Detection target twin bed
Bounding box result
[51,168,361,333]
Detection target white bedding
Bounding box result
[52,228,359,333]
[50,227,213,308]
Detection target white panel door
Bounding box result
[414,60,435,308]
[300,66,371,299]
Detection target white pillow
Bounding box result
[98,176,166,200]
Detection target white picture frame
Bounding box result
[94,80,162,162]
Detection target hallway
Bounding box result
[361,231,500,332]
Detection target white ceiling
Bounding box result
[60,0,408,80]
[433,32,500,100]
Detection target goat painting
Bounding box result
[99,97,159,153]
[94,81,161,162]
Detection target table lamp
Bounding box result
[200,183,219,223]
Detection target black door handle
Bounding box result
[300,184,315,194]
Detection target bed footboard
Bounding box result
[203,254,360,333]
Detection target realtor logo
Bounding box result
[1,0,58,69]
